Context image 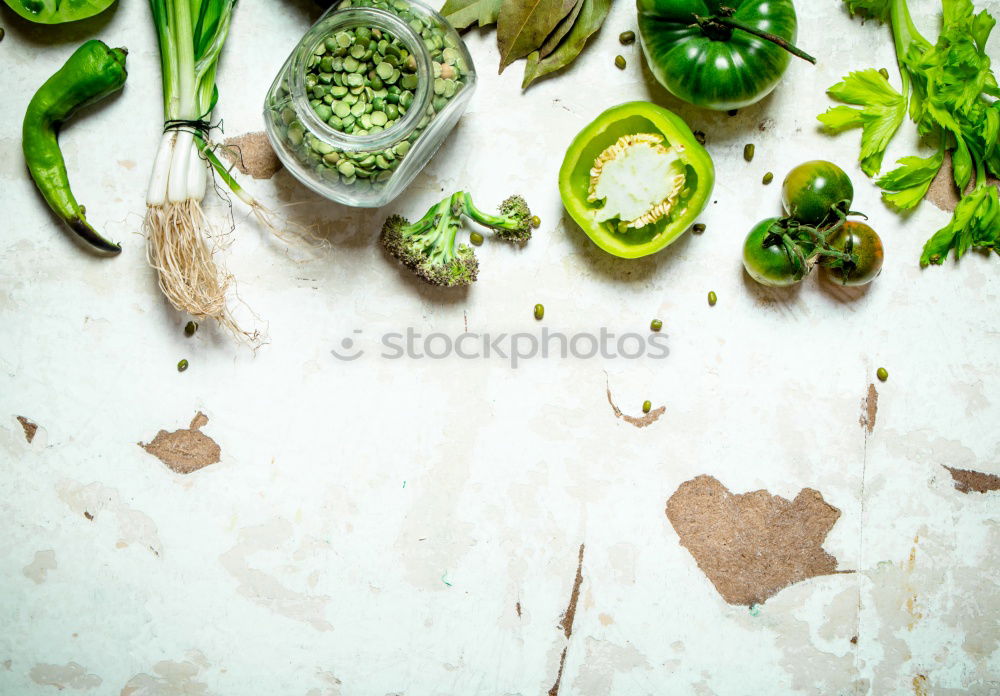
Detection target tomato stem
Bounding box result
[694,15,817,65]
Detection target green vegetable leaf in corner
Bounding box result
[877,150,945,210]
[842,0,891,21]
[921,185,1000,265]
[522,0,612,89]
[3,0,116,24]
[497,0,573,72]
[818,69,906,177]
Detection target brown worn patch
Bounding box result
[140,412,221,474]
[17,416,37,443]
[927,152,1000,212]
[666,475,844,606]
[29,662,102,690]
[515,601,522,618]
[23,549,56,584]
[606,385,665,428]
[120,654,210,696]
[558,544,585,639]
[221,132,282,180]
[943,466,1000,494]
[547,647,568,696]
[860,383,878,434]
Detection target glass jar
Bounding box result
[263,0,476,208]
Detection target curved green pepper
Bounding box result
[558,101,714,259]
[23,39,128,254]
[637,0,812,111]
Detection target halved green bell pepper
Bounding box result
[558,101,714,259]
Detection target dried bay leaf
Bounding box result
[497,0,571,72]
[478,0,502,27]
[539,0,586,58]
[521,0,612,89]
[441,0,491,29]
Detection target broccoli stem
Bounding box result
[416,193,464,263]
[459,193,514,231]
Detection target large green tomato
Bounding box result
[637,0,801,111]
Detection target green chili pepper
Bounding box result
[534,303,544,320]
[650,319,663,331]
[877,367,888,382]
[23,40,128,254]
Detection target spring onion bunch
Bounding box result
[145,0,274,340]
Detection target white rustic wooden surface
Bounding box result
[1,0,998,694]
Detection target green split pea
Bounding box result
[279,0,467,189]
[305,24,420,139]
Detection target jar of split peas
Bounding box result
[264,0,476,207]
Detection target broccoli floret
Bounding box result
[459,193,536,243]
[381,193,479,287]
